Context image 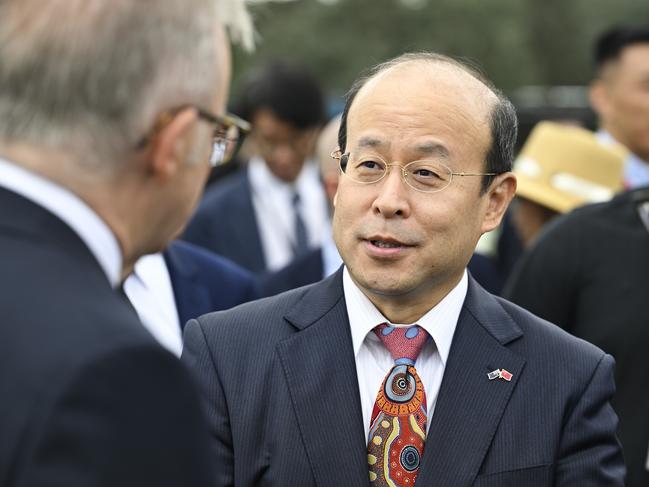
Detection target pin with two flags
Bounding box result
[488,368,513,382]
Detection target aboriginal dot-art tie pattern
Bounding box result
[368,323,429,486]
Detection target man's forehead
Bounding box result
[347,60,494,143]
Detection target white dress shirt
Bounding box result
[0,157,122,287]
[342,267,467,442]
[596,130,649,189]
[123,253,182,357]
[248,156,329,271]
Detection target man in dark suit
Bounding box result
[504,186,649,487]
[183,61,330,274]
[0,0,252,485]
[183,52,625,486]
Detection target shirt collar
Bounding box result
[343,266,467,366]
[596,130,649,188]
[247,155,319,197]
[0,157,122,287]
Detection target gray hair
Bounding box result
[0,0,253,171]
[337,52,518,193]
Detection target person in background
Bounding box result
[124,240,259,357]
[260,115,342,296]
[504,182,649,487]
[182,52,624,486]
[0,0,252,485]
[510,121,625,247]
[590,26,649,188]
[183,60,330,274]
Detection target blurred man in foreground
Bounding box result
[0,0,251,485]
[183,52,624,486]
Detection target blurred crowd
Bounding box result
[0,0,647,484]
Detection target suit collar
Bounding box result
[280,271,526,487]
[0,158,122,287]
[416,277,526,486]
[278,268,369,487]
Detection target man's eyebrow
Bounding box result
[415,142,450,158]
[356,136,387,149]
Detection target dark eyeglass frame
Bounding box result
[331,150,500,193]
[135,105,251,167]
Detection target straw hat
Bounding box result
[513,121,626,213]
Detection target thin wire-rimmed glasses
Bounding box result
[331,150,498,193]
[136,105,251,167]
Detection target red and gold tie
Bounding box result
[368,323,429,486]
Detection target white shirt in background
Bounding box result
[596,130,649,189]
[342,267,467,441]
[123,254,182,357]
[248,156,329,271]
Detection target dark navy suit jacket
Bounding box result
[182,269,625,486]
[183,170,266,274]
[164,240,259,326]
[0,188,214,487]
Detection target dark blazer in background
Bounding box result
[504,188,649,487]
[259,246,323,297]
[0,187,214,487]
[182,269,624,486]
[164,240,259,326]
[183,169,266,274]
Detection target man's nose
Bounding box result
[371,166,411,218]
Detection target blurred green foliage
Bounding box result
[231,0,649,102]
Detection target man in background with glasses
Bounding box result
[0,0,251,485]
[183,52,625,486]
[183,60,330,275]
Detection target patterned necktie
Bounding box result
[368,323,429,486]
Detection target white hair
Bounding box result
[0,0,252,171]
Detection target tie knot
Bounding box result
[374,323,428,365]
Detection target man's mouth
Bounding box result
[370,240,403,249]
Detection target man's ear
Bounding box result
[148,108,198,181]
[589,80,609,119]
[481,172,517,234]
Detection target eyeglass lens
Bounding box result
[341,153,454,193]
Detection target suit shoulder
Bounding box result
[198,169,249,209]
[167,240,256,283]
[496,296,607,364]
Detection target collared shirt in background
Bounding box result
[248,156,329,271]
[597,130,649,189]
[343,266,467,440]
[123,254,181,356]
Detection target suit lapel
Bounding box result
[416,278,526,487]
[163,245,211,328]
[276,270,369,487]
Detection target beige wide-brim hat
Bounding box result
[513,121,627,214]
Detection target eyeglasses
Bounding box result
[331,150,498,194]
[136,105,251,167]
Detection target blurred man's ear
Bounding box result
[481,172,517,234]
[589,80,610,119]
[149,108,198,181]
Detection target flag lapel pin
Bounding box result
[488,368,513,382]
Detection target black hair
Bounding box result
[594,26,649,71]
[337,53,518,193]
[233,60,326,130]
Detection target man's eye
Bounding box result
[413,168,440,178]
[359,160,383,170]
